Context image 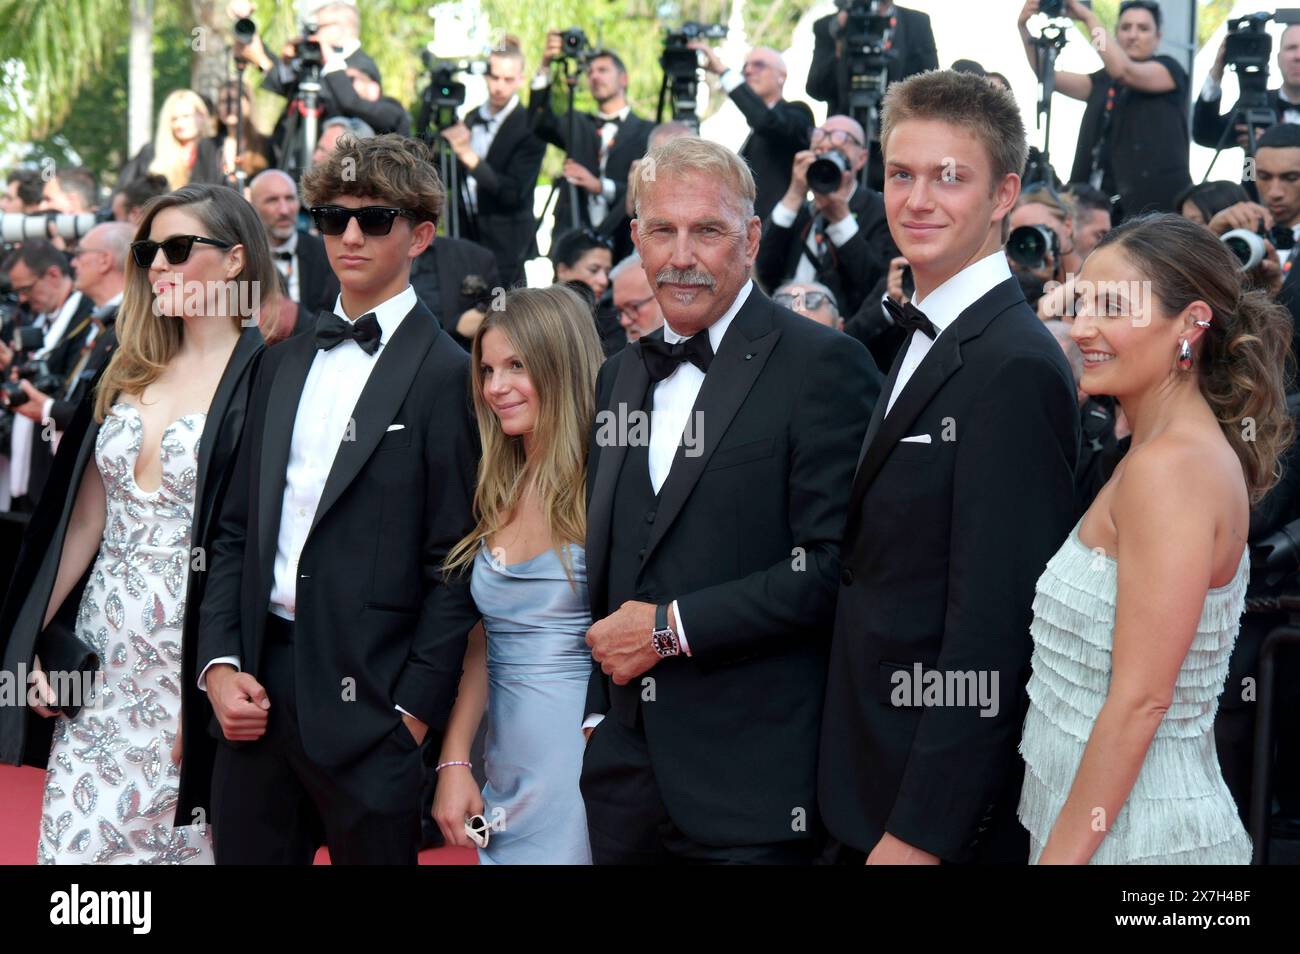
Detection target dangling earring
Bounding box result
[1177,338,1194,371]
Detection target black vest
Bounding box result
[606,381,661,724]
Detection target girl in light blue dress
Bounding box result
[433,285,604,864]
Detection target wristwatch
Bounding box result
[651,603,681,658]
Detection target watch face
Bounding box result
[652,629,678,657]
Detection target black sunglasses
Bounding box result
[130,235,232,268]
[309,205,419,236]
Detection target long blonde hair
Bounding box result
[94,184,279,421]
[445,285,605,585]
[150,90,210,189]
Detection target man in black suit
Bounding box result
[409,234,501,348]
[807,2,938,187]
[438,45,547,288]
[689,42,814,223]
[1253,125,1300,367]
[249,169,340,330]
[1194,23,1300,156]
[2,241,95,511]
[757,115,897,317]
[580,136,879,864]
[44,222,131,431]
[529,41,654,264]
[819,70,1080,865]
[197,134,479,865]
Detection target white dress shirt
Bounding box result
[580,280,753,732]
[199,285,419,702]
[885,250,1011,417]
[270,230,300,304]
[466,94,520,212]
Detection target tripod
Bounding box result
[1202,73,1277,185]
[535,58,584,242]
[279,62,324,181]
[1026,24,1069,187]
[413,72,476,241]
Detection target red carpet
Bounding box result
[0,764,475,865]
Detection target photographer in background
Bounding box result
[689,42,813,224]
[41,168,98,216]
[2,241,93,512]
[529,38,653,263]
[807,2,938,119]
[321,66,410,137]
[439,44,546,288]
[1195,23,1300,155]
[1019,0,1191,219]
[756,115,896,319]
[1249,123,1300,366]
[3,169,44,214]
[1008,185,1077,312]
[1065,182,1113,260]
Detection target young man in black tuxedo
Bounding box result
[197,134,480,865]
[439,45,547,288]
[757,114,897,318]
[580,137,880,864]
[818,71,1080,864]
[528,41,654,264]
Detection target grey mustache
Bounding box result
[655,268,715,289]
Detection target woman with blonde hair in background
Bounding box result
[433,284,604,864]
[117,89,226,191]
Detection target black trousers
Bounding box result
[580,712,819,865]
[210,616,424,864]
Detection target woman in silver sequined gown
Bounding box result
[13,185,278,864]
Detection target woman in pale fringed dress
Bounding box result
[1017,213,1293,864]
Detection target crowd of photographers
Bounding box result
[1,0,1299,838]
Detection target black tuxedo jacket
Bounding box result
[49,307,118,432]
[0,328,263,830]
[818,277,1080,862]
[410,236,500,348]
[755,186,897,316]
[293,230,340,319]
[730,86,814,222]
[584,288,880,847]
[528,85,653,259]
[456,104,547,288]
[24,293,96,502]
[807,6,938,117]
[320,72,411,136]
[1193,87,1297,151]
[196,300,480,770]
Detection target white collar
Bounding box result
[272,230,299,256]
[597,104,631,124]
[482,95,519,124]
[912,251,1011,335]
[332,284,418,350]
[662,279,752,353]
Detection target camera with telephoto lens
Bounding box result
[808,150,851,194]
[1007,224,1060,272]
[288,19,323,80]
[1221,223,1296,271]
[233,16,256,45]
[661,21,727,78]
[0,212,97,244]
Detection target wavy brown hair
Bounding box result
[94,183,278,421]
[1098,213,1295,502]
[444,285,605,586]
[300,133,444,225]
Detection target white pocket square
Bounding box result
[386,423,405,432]
[900,434,931,444]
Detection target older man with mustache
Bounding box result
[578,136,881,863]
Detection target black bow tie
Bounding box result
[639,333,714,382]
[315,310,382,356]
[594,114,623,130]
[882,298,938,340]
[273,250,294,261]
[466,111,492,128]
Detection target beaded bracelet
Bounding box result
[436,760,472,772]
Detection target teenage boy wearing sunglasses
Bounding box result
[196,134,480,865]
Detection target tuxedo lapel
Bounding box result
[257,333,316,578]
[587,347,651,611]
[857,332,911,468]
[308,303,438,536]
[192,328,261,551]
[641,293,780,566]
